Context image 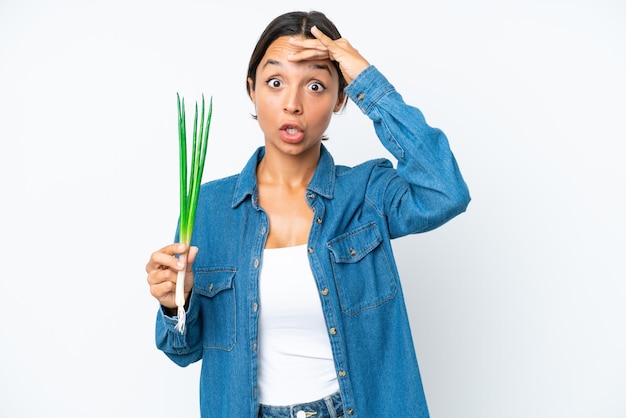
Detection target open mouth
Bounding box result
[279,123,304,143]
[284,126,299,135]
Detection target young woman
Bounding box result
[146,10,470,418]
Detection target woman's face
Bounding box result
[248,35,343,157]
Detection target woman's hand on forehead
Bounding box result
[287,26,370,85]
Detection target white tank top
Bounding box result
[257,244,339,405]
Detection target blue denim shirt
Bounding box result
[155,65,470,417]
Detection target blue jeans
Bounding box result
[258,392,343,418]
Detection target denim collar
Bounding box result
[231,143,336,208]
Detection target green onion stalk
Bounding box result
[175,93,212,333]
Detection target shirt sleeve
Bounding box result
[345,65,471,237]
[154,297,203,367]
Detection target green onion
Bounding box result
[175,93,212,333]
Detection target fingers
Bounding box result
[289,26,338,51]
[286,26,357,56]
[145,243,187,274]
[287,26,370,85]
[287,38,329,62]
[147,265,178,308]
[187,246,199,272]
[149,275,176,299]
[310,26,333,47]
[146,243,196,309]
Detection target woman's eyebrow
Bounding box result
[310,63,332,75]
[262,59,282,69]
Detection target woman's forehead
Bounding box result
[263,36,304,58]
[259,36,335,75]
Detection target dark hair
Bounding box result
[246,11,347,108]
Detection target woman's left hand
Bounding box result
[288,26,370,85]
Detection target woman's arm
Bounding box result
[347,66,471,237]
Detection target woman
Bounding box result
[146,10,470,418]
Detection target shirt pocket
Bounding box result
[193,268,237,351]
[327,222,397,316]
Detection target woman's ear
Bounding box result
[247,77,256,103]
[333,91,346,113]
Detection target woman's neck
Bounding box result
[257,145,320,188]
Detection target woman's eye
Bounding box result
[267,78,282,88]
[308,82,326,92]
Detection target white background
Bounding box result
[1,0,624,417]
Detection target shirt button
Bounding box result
[261,226,266,234]
[254,258,259,268]
[308,247,314,254]
[253,343,257,351]
[347,408,355,415]
[308,192,315,199]
[330,327,337,335]
[357,93,365,101]
[321,288,329,296]
[349,248,356,256]
[339,370,346,377]
[316,217,323,224]
[253,302,258,312]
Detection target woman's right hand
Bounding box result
[146,243,198,310]
[287,26,370,85]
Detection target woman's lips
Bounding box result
[279,124,304,143]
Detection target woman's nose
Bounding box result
[283,89,302,114]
